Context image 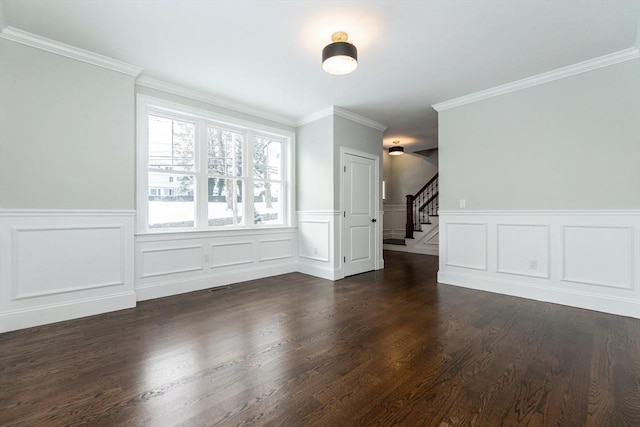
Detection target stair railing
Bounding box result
[405,173,438,239]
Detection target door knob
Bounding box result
[371,218,377,222]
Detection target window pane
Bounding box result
[148,115,195,171]
[207,178,244,226]
[253,137,281,180]
[148,173,195,228]
[207,127,243,176]
[254,181,281,225]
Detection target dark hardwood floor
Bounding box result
[1,251,638,426]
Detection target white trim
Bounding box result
[0,26,142,77]
[135,263,296,301]
[432,48,640,111]
[296,210,341,216]
[0,291,136,333]
[297,107,334,126]
[438,209,640,216]
[0,209,136,217]
[438,271,639,319]
[297,262,342,281]
[297,106,388,131]
[334,106,388,131]
[136,226,296,242]
[136,76,296,127]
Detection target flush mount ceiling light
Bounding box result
[388,140,404,156]
[322,31,358,75]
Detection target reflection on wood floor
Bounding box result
[1,251,638,426]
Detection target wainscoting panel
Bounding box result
[259,238,293,261]
[299,220,330,262]
[13,225,124,299]
[445,222,487,270]
[297,211,342,280]
[210,241,253,268]
[438,211,640,318]
[562,225,633,289]
[0,210,136,333]
[382,204,406,239]
[140,245,203,278]
[135,228,297,301]
[497,224,549,278]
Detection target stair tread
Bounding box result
[383,238,406,246]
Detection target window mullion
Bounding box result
[196,119,208,228]
[244,131,254,226]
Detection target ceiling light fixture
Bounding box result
[322,31,358,75]
[388,140,404,156]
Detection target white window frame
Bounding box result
[136,94,295,234]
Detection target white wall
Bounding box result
[437,57,640,318]
[0,39,135,210]
[439,59,640,211]
[296,116,333,211]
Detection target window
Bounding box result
[138,96,293,232]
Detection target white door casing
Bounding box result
[342,150,379,277]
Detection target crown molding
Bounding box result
[333,106,388,131]
[0,26,142,77]
[297,106,388,131]
[432,47,640,112]
[297,107,334,126]
[136,76,297,127]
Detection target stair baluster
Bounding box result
[405,173,438,239]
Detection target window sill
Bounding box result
[135,225,297,242]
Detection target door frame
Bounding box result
[340,147,382,278]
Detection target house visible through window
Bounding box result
[138,96,292,231]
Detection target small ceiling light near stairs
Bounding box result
[388,140,404,156]
[322,31,358,75]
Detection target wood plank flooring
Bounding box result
[1,251,638,426]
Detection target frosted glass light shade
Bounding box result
[322,37,358,75]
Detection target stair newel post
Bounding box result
[405,194,414,239]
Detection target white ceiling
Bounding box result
[2,1,639,152]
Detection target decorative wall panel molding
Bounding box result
[496,224,550,279]
[0,210,135,332]
[299,220,330,262]
[562,225,633,289]
[140,245,203,278]
[297,211,342,280]
[438,210,640,318]
[445,222,488,270]
[382,204,406,239]
[135,229,296,301]
[259,238,293,261]
[210,241,253,268]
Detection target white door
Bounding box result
[343,152,377,276]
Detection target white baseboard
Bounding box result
[438,271,639,319]
[297,262,342,281]
[136,263,297,301]
[0,291,136,333]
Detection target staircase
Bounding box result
[383,173,439,256]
